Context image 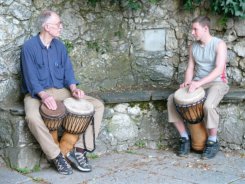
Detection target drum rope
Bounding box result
[174,96,206,124]
[83,116,96,153]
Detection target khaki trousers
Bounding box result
[24,88,104,159]
[167,82,229,129]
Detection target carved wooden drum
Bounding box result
[39,101,66,145]
[60,98,95,155]
[174,87,208,151]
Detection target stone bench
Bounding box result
[0,87,244,170]
[5,87,245,114]
[92,87,245,103]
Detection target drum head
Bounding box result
[174,87,205,105]
[40,101,66,117]
[63,98,94,115]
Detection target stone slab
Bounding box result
[5,146,42,169]
[92,87,245,103]
[99,91,152,104]
[0,103,25,116]
[4,88,245,112]
[223,88,245,102]
[151,88,174,100]
[0,167,33,184]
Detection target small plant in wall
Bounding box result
[63,39,74,54]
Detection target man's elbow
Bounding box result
[215,66,225,76]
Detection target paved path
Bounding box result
[1,149,245,184]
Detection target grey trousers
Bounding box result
[24,88,104,159]
[167,82,229,129]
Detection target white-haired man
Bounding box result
[21,10,104,175]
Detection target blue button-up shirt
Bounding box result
[21,34,78,98]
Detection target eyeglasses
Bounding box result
[46,21,63,27]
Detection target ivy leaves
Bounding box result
[183,0,245,18]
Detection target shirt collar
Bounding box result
[37,33,53,49]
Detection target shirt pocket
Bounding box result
[54,62,65,80]
[35,59,48,81]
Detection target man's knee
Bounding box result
[167,94,174,107]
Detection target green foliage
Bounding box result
[138,102,150,110]
[15,164,40,174]
[211,0,245,18]
[63,39,74,54]
[87,0,161,10]
[114,31,124,38]
[183,0,202,11]
[86,41,100,52]
[127,0,142,10]
[148,0,161,4]
[87,153,99,159]
[152,101,167,111]
[32,177,46,182]
[16,167,31,174]
[157,135,166,150]
[125,149,138,154]
[135,140,146,148]
[87,0,244,17]
[88,0,101,7]
[86,40,111,54]
[183,0,245,18]
[157,142,166,150]
[218,16,228,26]
[33,165,41,172]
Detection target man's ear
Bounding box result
[43,24,49,32]
[204,25,209,32]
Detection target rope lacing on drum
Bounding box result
[174,96,207,124]
[83,116,96,152]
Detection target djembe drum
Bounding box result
[174,87,208,151]
[59,98,95,155]
[39,101,66,145]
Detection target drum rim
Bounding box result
[63,98,95,115]
[66,110,95,117]
[40,110,67,119]
[174,87,205,105]
[174,96,206,108]
[39,103,67,119]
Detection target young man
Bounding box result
[167,16,229,159]
[21,10,104,175]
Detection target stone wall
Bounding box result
[0,0,245,105]
[0,0,244,169]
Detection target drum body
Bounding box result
[39,101,66,145]
[60,98,95,155]
[174,87,208,151]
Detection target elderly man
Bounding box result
[21,10,104,175]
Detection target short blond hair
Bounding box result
[192,16,211,30]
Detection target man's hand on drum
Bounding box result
[180,81,201,93]
[71,88,85,99]
[39,92,57,110]
[180,81,190,88]
[188,81,201,93]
